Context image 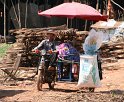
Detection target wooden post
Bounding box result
[18,0,21,28]
[96,0,99,10]
[4,0,6,43]
[107,0,111,18]
[25,0,28,28]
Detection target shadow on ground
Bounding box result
[100,89,124,95]
[0,89,26,99]
[52,88,78,93]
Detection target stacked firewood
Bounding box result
[7,25,86,67]
[101,36,124,63]
[3,26,124,67]
[74,31,89,53]
[100,32,124,63]
[101,42,124,59]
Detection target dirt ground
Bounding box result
[0,59,124,102]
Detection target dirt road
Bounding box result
[0,59,124,102]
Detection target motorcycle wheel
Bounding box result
[37,69,44,91]
[48,72,56,89]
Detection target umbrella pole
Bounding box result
[84,20,87,31]
[70,19,72,28]
[67,18,69,28]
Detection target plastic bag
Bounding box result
[77,55,101,88]
[83,29,103,55]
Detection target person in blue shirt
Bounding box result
[32,30,59,71]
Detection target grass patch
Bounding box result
[0,43,12,59]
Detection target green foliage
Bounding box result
[0,43,12,58]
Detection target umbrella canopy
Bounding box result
[38,2,108,21]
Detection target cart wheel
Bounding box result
[37,69,44,91]
[89,88,95,92]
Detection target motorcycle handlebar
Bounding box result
[31,49,58,55]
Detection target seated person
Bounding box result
[56,43,80,80]
[56,43,80,62]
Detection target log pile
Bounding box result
[1,26,124,68]
[100,42,124,63]
[5,25,88,67]
[74,31,89,53]
[1,24,124,68]
[101,42,124,59]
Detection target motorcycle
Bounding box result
[33,50,56,91]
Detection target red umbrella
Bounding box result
[38,2,108,21]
